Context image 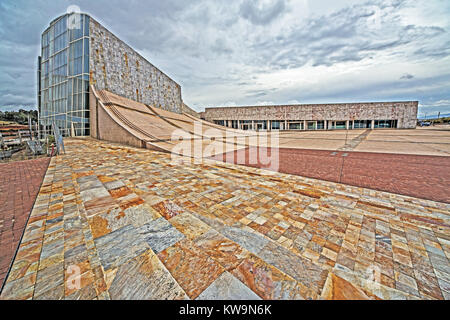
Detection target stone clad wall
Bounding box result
[204,101,418,128]
[89,18,182,113]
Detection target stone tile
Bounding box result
[197,271,261,300]
[34,285,65,300]
[170,212,211,240]
[152,200,184,220]
[219,225,269,256]
[65,283,97,300]
[157,239,224,299]
[109,250,187,299]
[257,241,329,295]
[94,224,150,271]
[80,186,110,202]
[193,229,250,271]
[231,253,314,300]
[137,217,185,254]
[321,273,381,300]
[103,180,126,190]
[0,272,36,300]
[88,203,158,239]
[34,271,64,297]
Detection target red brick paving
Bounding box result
[0,158,50,289]
[211,147,450,204]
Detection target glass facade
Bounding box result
[39,13,90,137]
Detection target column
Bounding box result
[324,120,327,130]
[238,120,241,130]
[251,120,255,131]
[346,120,349,130]
[371,120,375,129]
[284,120,288,131]
[303,120,307,130]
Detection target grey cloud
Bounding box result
[247,2,449,71]
[400,73,414,80]
[211,38,233,56]
[239,0,287,25]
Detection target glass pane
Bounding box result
[84,15,90,36]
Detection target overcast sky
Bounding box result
[0,0,449,117]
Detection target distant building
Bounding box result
[38,12,182,136]
[202,101,418,130]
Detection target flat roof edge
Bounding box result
[205,101,419,110]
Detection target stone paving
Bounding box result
[0,158,50,289]
[1,138,449,300]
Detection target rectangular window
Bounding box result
[69,14,84,41]
[271,121,280,129]
[288,121,303,130]
[334,121,346,129]
[84,15,90,36]
[83,38,89,73]
[374,120,397,128]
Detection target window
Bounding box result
[83,38,89,73]
[69,13,84,41]
[307,121,316,130]
[39,14,91,137]
[288,121,303,130]
[84,16,90,36]
[354,120,371,128]
[333,121,346,129]
[374,120,398,128]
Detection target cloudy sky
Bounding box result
[0,0,449,117]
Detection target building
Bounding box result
[38,12,418,138]
[38,12,183,137]
[202,101,418,130]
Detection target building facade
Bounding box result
[38,12,182,137]
[203,101,418,130]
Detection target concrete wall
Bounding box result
[204,101,418,129]
[89,90,145,148]
[89,18,182,114]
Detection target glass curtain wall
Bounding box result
[39,13,90,137]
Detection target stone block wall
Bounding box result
[204,101,418,129]
[89,18,182,113]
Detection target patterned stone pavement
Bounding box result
[0,158,50,290]
[1,138,449,300]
